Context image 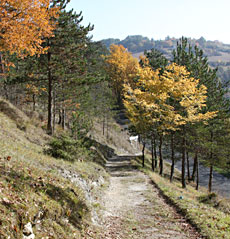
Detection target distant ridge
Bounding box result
[101,35,230,83]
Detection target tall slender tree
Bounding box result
[173,37,230,190]
[38,3,93,134]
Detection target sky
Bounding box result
[67,0,230,43]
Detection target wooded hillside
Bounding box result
[101,35,230,84]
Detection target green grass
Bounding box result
[0,110,109,239]
[131,154,230,239]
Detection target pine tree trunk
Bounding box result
[159,135,163,176]
[187,151,191,181]
[15,94,18,106]
[151,138,155,171]
[61,86,66,130]
[170,133,175,182]
[208,131,214,193]
[62,108,66,130]
[52,89,56,134]
[154,136,157,168]
[182,128,186,188]
[142,141,145,168]
[196,157,199,190]
[208,165,213,193]
[106,114,109,140]
[32,94,36,111]
[47,48,53,135]
[191,152,198,181]
[58,109,62,124]
[102,115,105,136]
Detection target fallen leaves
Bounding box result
[6,156,11,161]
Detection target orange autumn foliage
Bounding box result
[104,44,139,103]
[0,0,59,57]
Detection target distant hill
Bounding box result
[101,35,230,84]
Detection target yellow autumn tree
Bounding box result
[124,62,216,186]
[124,65,171,175]
[104,44,139,104]
[123,83,151,167]
[125,62,216,133]
[0,0,59,57]
[160,63,216,187]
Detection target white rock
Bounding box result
[92,182,97,187]
[23,222,35,239]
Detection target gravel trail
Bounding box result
[94,155,203,239]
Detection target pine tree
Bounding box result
[173,37,230,190]
[38,3,93,135]
[140,48,168,72]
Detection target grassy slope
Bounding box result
[132,155,230,239]
[0,102,109,239]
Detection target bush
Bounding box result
[46,135,91,162]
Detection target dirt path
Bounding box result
[94,155,202,239]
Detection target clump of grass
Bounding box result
[216,198,230,215]
[198,193,219,206]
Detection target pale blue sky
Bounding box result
[67,0,230,43]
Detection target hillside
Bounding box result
[101,35,230,83]
[0,98,110,239]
